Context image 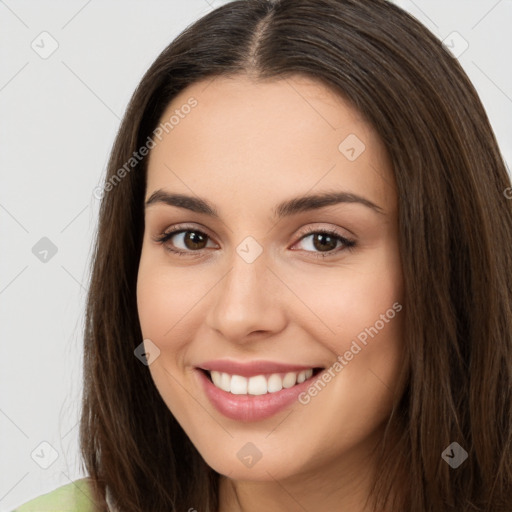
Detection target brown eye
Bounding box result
[294,229,356,256]
[156,228,216,255]
[311,233,339,252]
[181,231,209,250]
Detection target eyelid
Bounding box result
[152,223,217,246]
[291,224,356,253]
[153,222,214,240]
[294,223,355,240]
[154,222,357,257]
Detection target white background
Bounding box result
[1,0,511,510]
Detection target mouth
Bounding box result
[195,361,325,422]
[200,367,324,395]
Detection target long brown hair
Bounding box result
[79,1,512,510]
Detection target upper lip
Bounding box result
[197,359,323,377]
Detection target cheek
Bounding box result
[136,257,202,418]
[136,269,177,343]
[285,247,403,351]
[136,254,203,350]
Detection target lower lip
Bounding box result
[196,369,318,422]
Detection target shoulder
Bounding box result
[12,478,98,512]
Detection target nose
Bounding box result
[205,246,287,343]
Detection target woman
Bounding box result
[14,0,512,510]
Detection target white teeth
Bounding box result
[267,374,283,393]
[211,370,222,388]
[230,375,248,394]
[282,372,297,388]
[208,369,316,395]
[247,375,267,395]
[220,372,231,392]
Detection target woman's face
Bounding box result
[137,74,404,483]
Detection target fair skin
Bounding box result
[136,74,404,512]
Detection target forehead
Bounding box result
[145,74,396,214]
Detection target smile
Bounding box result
[195,360,324,421]
[208,369,314,395]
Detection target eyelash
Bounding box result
[153,224,357,259]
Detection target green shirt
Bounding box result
[12,478,98,512]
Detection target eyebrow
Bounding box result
[144,189,384,218]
